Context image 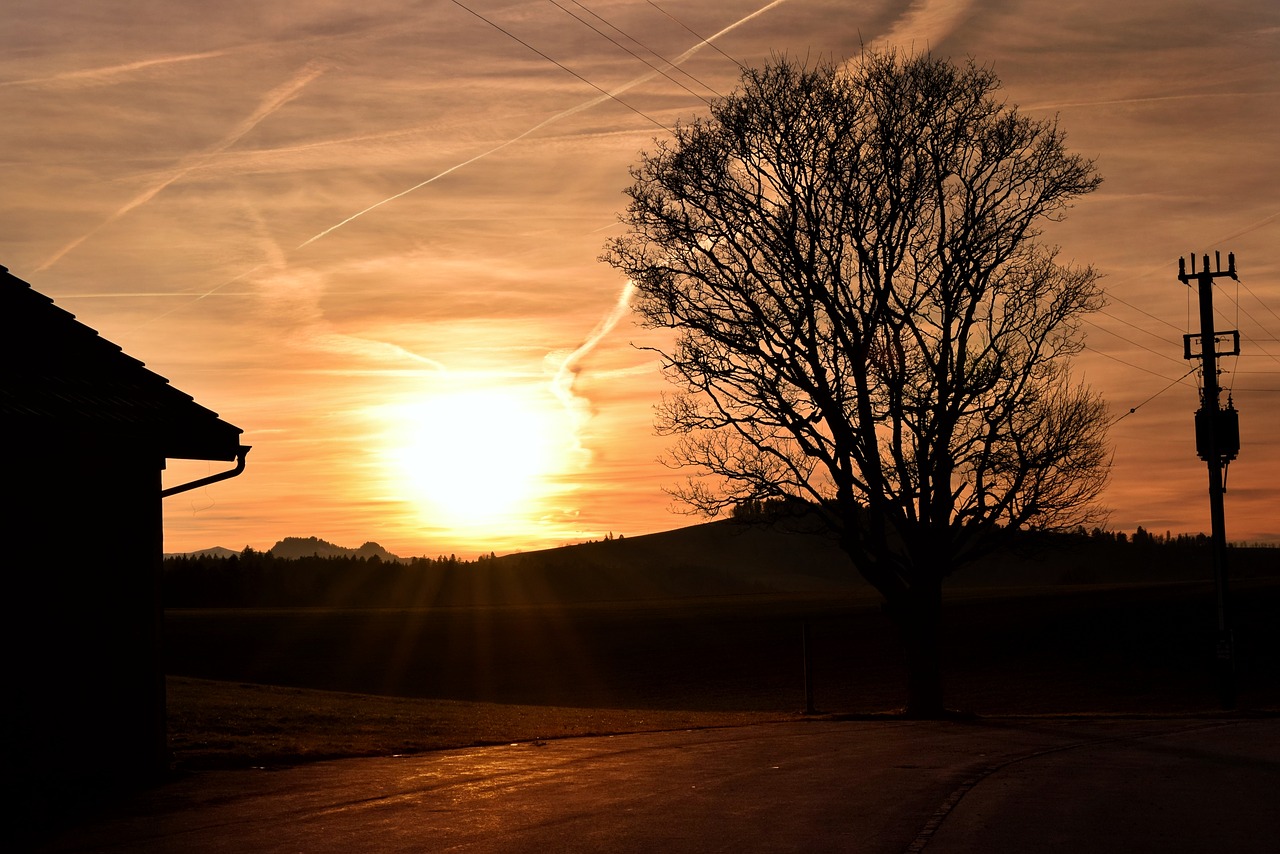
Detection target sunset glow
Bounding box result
[381,384,580,531]
[2,1,1277,557]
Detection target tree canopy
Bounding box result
[603,51,1110,715]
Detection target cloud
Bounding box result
[872,0,977,50]
[1,49,233,88]
[36,59,329,272]
[1027,90,1280,112]
[552,281,636,394]
[548,280,636,433]
[297,0,795,249]
[247,194,449,372]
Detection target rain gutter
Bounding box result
[161,445,251,498]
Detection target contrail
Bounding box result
[537,2,790,414]
[1028,90,1280,112]
[296,0,791,249]
[1212,210,1280,245]
[297,133,543,250]
[870,0,976,51]
[36,60,328,272]
[46,292,259,298]
[551,280,636,411]
[1,49,231,88]
[664,0,789,64]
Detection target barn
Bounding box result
[1,264,247,792]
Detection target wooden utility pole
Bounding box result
[1178,251,1241,710]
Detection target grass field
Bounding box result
[166,678,803,770]
[164,579,1280,771]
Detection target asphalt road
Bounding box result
[37,715,1280,853]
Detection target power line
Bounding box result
[550,0,702,104]
[558,0,722,100]
[1109,365,1199,425]
[1209,282,1280,367]
[1094,307,1181,348]
[1103,288,1184,334]
[1084,342,1193,381]
[1083,318,1187,367]
[449,0,671,132]
[646,0,745,69]
[1238,275,1280,325]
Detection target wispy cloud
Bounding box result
[552,281,635,397]
[548,280,636,442]
[297,0,793,249]
[36,59,329,272]
[1027,90,1280,111]
[872,0,977,50]
[245,195,448,372]
[8,0,1274,554]
[1,49,232,88]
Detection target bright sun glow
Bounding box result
[383,385,577,531]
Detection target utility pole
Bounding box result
[1178,251,1241,710]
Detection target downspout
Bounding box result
[161,445,251,498]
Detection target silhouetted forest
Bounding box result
[163,524,1277,609]
[165,549,474,608]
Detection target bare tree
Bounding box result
[603,52,1110,717]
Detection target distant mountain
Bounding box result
[268,536,404,562]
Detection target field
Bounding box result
[164,578,1280,769]
[166,679,802,770]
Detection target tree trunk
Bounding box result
[899,580,945,718]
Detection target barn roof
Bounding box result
[0,265,244,461]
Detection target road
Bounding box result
[37,715,1280,853]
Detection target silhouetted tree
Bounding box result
[604,52,1110,716]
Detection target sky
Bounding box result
[3,0,1278,557]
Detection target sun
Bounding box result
[384,385,575,531]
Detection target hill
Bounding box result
[165,521,1278,610]
[490,517,863,598]
[485,518,1278,595]
[268,536,403,562]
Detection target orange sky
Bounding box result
[3,0,1278,557]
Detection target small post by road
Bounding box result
[1178,251,1241,710]
[802,620,816,715]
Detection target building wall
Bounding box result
[4,435,166,791]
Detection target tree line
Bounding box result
[163,529,1274,609]
[163,536,665,609]
[164,550,485,608]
